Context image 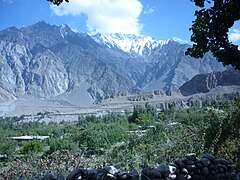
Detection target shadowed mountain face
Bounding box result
[0,21,227,105]
[179,70,240,96]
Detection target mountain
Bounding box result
[92,34,227,91]
[91,33,168,58]
[0,22,143,105]
[0,21,227,107]
[179,70,240,96]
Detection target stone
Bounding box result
[42,173,58,180]
[203,154,215,161]
[185,160,195,165]
[180,157,188,165]
[180,168,188,175]
[200,158,211,167]
[176,174,186,180]
[186,165,196,172]
[209,164,218,171]
[116,172,129,179]
[169,174,177,179]
[201,167,209,176]
[210,170,217,175]
[218,158,230,166]
[169,165,177,174]
[87,169,98,179]
[104,166,118,175]
[174,159,185,169]
[156,164,170,177]
[67,168,88,180]
[142,167,162,179]
[196,162,203,169]
[191,174,203,180]
[129,169,139,180]
[185,153,196,162]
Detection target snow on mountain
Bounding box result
[92,33,169,57]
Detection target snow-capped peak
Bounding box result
[91,33,169,57]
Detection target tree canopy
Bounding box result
[47,0,69,6]
[48,0,240,70]
[186,0,240,70]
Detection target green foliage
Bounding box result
[128,103,156,126]
[134,113,152,127]
[187,0,240,69]
[1,98,239,177]
[0,140,17,156]
[75,121,128,151]
[48,136,76,153]
[202,99,240,164]
[21,140,44,154]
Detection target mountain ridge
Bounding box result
[0,21,228,106]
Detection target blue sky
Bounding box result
[1,0,240,44]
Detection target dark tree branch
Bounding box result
[47,0,69,6]
[186,0,240,70]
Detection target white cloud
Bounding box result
[229,29,240,42]
[50,0,143,35]
[143,5,155,15]
[173,37,188,44]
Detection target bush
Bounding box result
[0,140,17,156]
[21,140,44,154]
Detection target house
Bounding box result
[9,135,49,142]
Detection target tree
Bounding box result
[186,0,240,70]
[47,0,69,6]
[21,140,44,154]
[0,140,17,156]
[203,99,240,164]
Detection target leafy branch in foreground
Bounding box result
[47,0,69,6]
[186,0,240,69]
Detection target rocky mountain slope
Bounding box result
[0,22,144,105]
[179,70,240,95]
[92,34,227,91]
[0,21,227,107]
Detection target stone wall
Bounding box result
[38,153,239,180]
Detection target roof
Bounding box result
[9,136,49,140]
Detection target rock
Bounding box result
[42,173,64,180]
[174,159,185,169]
[129,169,139,180]
[196,162,203,169]
[67,168,88,180]
[169,164,177,174]
[156,164,170,177]
[218,158,230,166]
[201,167,209,176]
[191,174,203,180]
[200,158,211,167]
[104,166,118,175]
[185,153,196,162]
[87,169,98,179]
[141,166,161,179]
[186,165,196,172]
[169,174,177,179]
[180,168,188,175]
[203,154,215,161]
[96,169,108,179]
[185,160,195,165]
[209,164,218,171]
[176,174,186,180]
